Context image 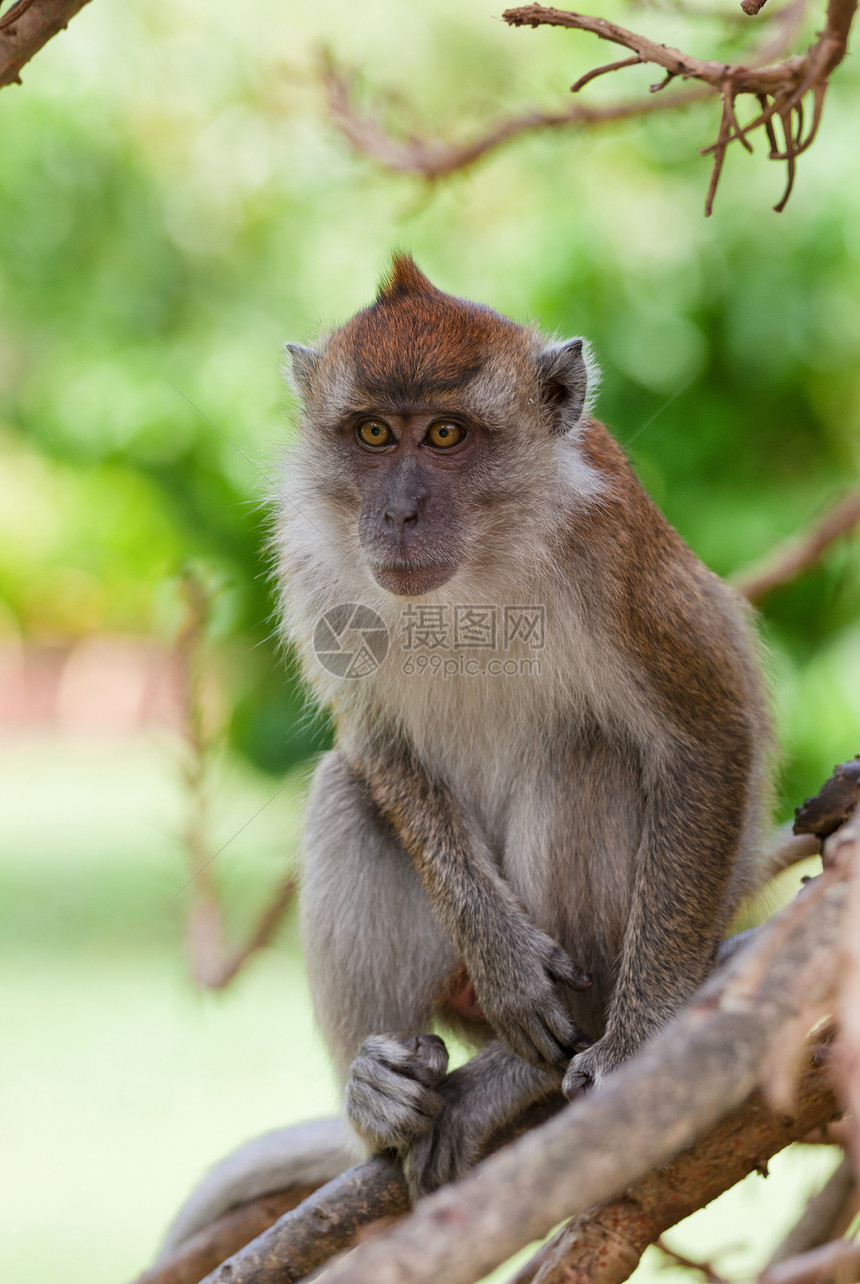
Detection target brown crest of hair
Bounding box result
[327,253,526,405]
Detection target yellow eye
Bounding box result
[357,420,392,447]
[426,421,464,449]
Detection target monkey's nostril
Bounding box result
[383,506,420,531]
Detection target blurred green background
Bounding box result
[1,0,858,1280]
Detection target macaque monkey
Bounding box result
[160,255,771,1252]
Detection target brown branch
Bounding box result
[199,865,848,1284]
[503,2,813,94]
[511,1046,837,1284]
[794,758,860,842]
[570,55,641,93]
[0,0,93,90]
[323,52,712,182]
[759,1237,860,1284]
[504,0,857,212]
[742,0,770,15]
[733,490,860,603]
[654,1241,730,1284]
[767,1155,859,1269]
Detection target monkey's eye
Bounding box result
[426,421,465,449]
[356,420,393,447]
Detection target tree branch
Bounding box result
[322,51,711,182]
[0,0,93,90]
[503,0,857,213]
[510,1045,837,1284]
[197,862,847,1284]
[734,490,860,603]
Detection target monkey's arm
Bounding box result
[355,745,592,1071]
[564,728,755,1096]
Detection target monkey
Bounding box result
[159,254,772,1255]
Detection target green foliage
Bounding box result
[0,0,857,791]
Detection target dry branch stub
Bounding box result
[0,0,94,90]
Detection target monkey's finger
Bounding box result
[546,951,593,992]
[403,1033,449,1087]
[539,998,593,1056]
[563,1070,593,1101]
[522,1012,577,1071]
[356,1034,446,1089]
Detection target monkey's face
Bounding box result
[282,256,595,601]
[348,408,479,596]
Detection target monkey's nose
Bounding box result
[383,503,420,532]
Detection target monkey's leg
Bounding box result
[301,752,461,1153]
[356,744,592,1072]
[407,1041,561,1196]
[563,743,751,1097]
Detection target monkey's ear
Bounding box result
[282,343,321,401]
[537,338,590,435]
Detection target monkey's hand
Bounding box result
[344,1033,449,1154]
[469,920,592,1071]
[562,1032,633,1099]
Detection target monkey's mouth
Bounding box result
[370,561,458,597]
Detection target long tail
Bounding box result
[159,1115,358,1257]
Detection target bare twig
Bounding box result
[759,1237,860,1284]
[504,0,858,212]
[768,1156,859,1268]
[323,51,711,182]
[174,569,296,991]
[654,1239,730,1284]
[322,0,810,187]
[0,0,93,90]
[199,867,848,1284]
[734,491,860,604]
[570,55,641,93]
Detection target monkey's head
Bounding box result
[283,255,598,599]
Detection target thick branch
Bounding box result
[0,0,93,90]
[511,1047,838,1284]
[200,868,847,1284]
[734,490,860,603]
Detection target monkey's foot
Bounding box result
[405,1071,486,1197]
[345,1033,449,1154]
[562,1035,629,1100]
